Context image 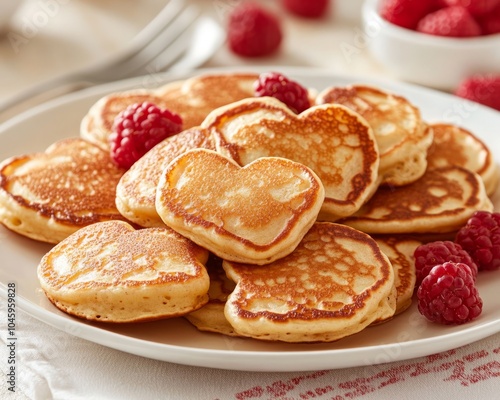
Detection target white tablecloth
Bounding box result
[1,1,499,399]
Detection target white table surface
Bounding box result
[0,1,499,399]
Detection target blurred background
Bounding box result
[0,0,498,122]
[0,0,386,119]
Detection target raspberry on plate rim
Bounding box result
[417,261,483,325]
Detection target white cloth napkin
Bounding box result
[1,300,499,400]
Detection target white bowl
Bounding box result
[362,0,500,90]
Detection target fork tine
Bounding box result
[167,16,226,73]
[96,5,200,81]
[143,14,209,75]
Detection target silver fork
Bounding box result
[0,0,224,118]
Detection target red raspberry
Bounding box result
[109,102,182,169]
[477,3,500,34]
[455,211,500,271]
[254,72,310,113]
[416,6,482,37]
[454,74,500,111]
[282,0,330,18]
[417,262,483,325]
[442,0,500,16]
[227,2,282,57]
[380,0,440,30]
[414,241,478,286]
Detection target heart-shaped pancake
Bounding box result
[202,96,379,221]
[155,149,325,265]
[222,222,396,343]
[0,138,127,243]
[37,220,210,323]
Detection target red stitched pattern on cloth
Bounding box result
[232,340,500,399]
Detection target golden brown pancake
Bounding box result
[316,84,433,187]
[374,236,421,315]
[184,254,239,337]
[80,87,181,150]
[155,72,259,125]
[426,123,499,196]
[37,221,210,323]
[155,148,325,265]
[223,222,396,343]
[116,127,215,227]
[203,96,380,221]
[0,138,127,243]
[340,166,493,235]
[81,73,258,150]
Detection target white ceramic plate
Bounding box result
[1,68,499,372]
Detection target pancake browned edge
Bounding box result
[116,127,215,227]
[81,73,259,150]
[155,148,325,265]
[202,96,380,221]
[0,138,127,244]
[426,122,500,196]
[184,254,239,337]
[340,165,493,235]
[80,86,183,149]
[316,84,433,187]
[222,222,396,343]
[374,236,421,315]
[37,221,210,323]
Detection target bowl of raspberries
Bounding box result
[362,0,500,94]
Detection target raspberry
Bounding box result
[442,0,500,16]
[477,3,500,34]
[454,74,500,111]
[254,72,310,113]
[380,0,439,30]
[455,211,500,271]
[414,241,478,286]
[417,262,483,325]
[282,0,330,18]
[417,6,482,37]
[109,102,182,169]
[227,2,282,57]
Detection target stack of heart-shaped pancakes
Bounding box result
[1,71,496,344]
